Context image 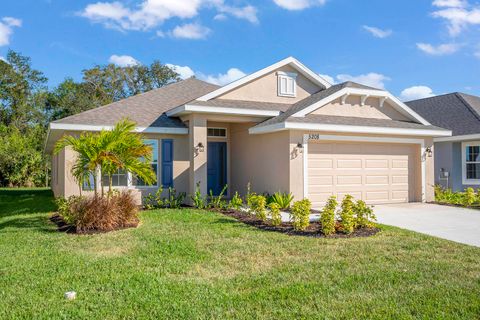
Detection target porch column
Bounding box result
[188,114,208,196]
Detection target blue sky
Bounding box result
[1,0,479,100]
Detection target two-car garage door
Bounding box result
[308,141,418,208]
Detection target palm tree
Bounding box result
[54,119,157,198]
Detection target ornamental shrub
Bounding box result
[228,191,243,210]
[270,192,294,210]
[464,187,476,207]
[191,182,208,209]
[268,202,282,226]
[321,196,337,236]
[250,195,267,221]
[290,199,311,231]
[353,200,376,228]
[339,195,355,234]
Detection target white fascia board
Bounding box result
[434,133,480,142]
[49,122,189,134]
[249,121,452,137]
[291,87,432,126]
[196,57,331,102]
[167,104,281,117]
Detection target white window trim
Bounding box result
[461,141,480,185]
[207,127,228,139]
[277,71,297,97]
[302,134,427,203]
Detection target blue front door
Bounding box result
[207,142,227,196]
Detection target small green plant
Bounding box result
[228,191,243,210]
[208,184,228,210]
[55,195,85,225]
[143,186,164,209]
[353,200,376,228]
[290,198,311,231]
[270,192,294,210]
[250,195,267,221]
[268,202,282,226]
[245,182,257,214]
[464,187,476,207]
[339,195,355,234]
[321,196,337,236]
[164,187,186,209]
[191,182,208,209]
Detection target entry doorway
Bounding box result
[207,142,227,195]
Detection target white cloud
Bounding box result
[166,63,195,79]
[156,30,165,37]
[0,56,6,62]
[214,13,228,21]
[363,25,392,38]
[431,1,480,36]
[108,54,139,66]
[400,86,436,101]
[433,0,466,8]
[336,73,390,89]
[0,17,22,46]
[170,23,211,39]
[79,0,258,32]
[273,0,326,11]
[199,68,246,85]
[318,74,335,84]
[416,42,460,55]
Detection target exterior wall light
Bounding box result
[195,142,205,155]
[296,142,304,153]
[425,147,433,158]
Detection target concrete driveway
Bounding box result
[374,203,480,247]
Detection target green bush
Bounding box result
[464,187,476,207]
[268,202,282,226]
[339,195,355,234]
[55,196,84,225]
[208,184,228,210]
[270,192,294,210]
[164,187,186,209]
[250,195,267,221]
[353,200,376,228]
[320,196,337,236]
[290,199,311,231]
[143,186,164,209]
[228,191,243,210]
[245,183,257,214]
[191,182,208,209]
[435,185,480,207]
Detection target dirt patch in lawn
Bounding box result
[220,209,380,238]
[49,213,138,235]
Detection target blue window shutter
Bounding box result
[161,139,173,187]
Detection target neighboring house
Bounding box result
[407,93,480,192]
[45,57,451,208]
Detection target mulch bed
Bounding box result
[49,213,139,235]
[220,209,380,238]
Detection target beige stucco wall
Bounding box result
[230,123,290,195]
[218,65,320,104]
[53,131,190,203]
[311,96,410,121]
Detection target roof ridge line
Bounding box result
[455,92,480,122]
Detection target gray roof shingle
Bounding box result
[406,93,480,136]
[53,78,220,128]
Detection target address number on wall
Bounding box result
[308,134,320,140]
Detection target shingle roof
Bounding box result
[53,78,220,128]
[406,93,480,136]
[189,99,291,112]
[286,114,447,131]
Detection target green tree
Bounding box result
[54,119,157,198]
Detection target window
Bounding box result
[83,172,95,191]
[132,139,158,187]
[103,169,129,187]
[207,128,227,138]
[277,71,297,97]
[462,142,480,184]
[161,139,174,187]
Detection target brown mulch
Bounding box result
[220,209,380,238]
[49,213,139,235]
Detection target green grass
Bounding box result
[1,189,480,319]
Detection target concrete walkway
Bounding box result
[374,203,480,247]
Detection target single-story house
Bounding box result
[407,93,480,191]
[45,57,451,207]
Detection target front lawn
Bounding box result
[1,189,480,319]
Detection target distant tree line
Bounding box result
[0,50,180,187]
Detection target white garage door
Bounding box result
[308,141,417,207]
